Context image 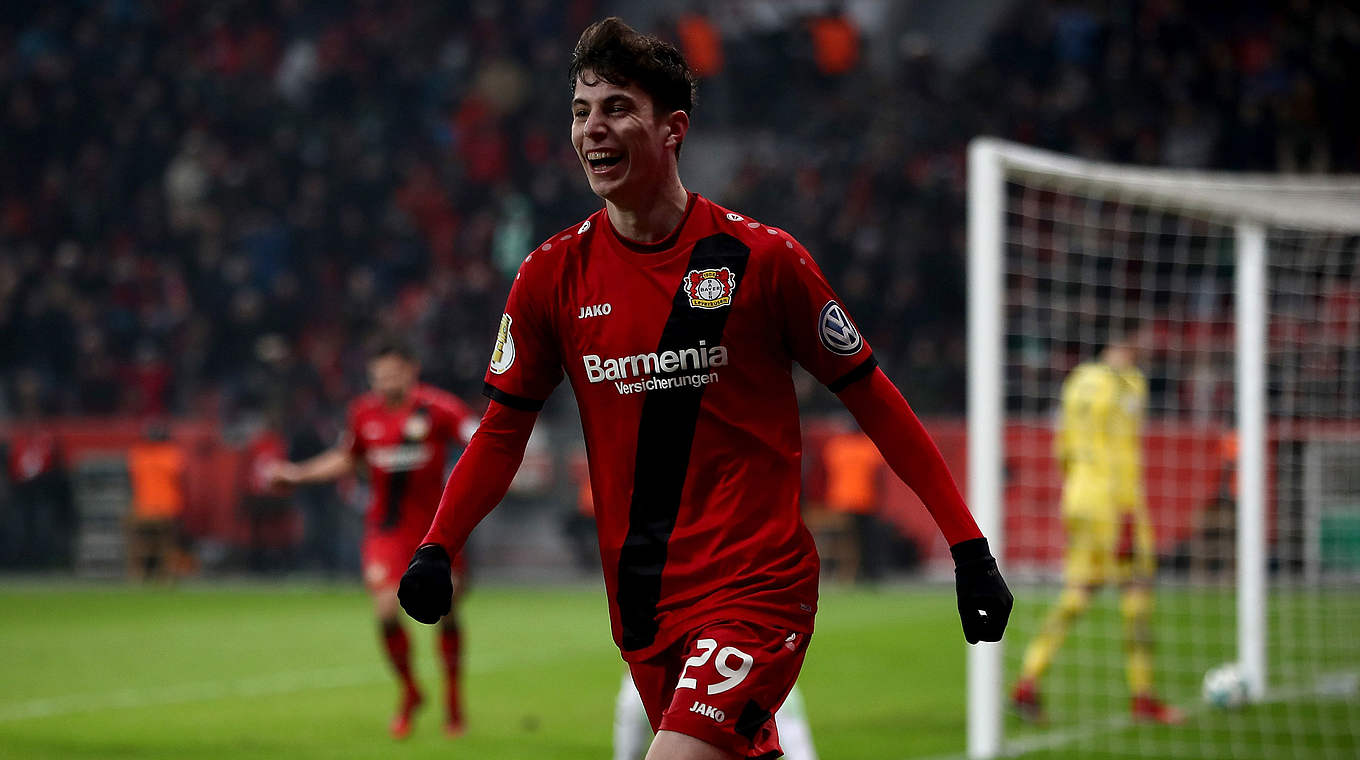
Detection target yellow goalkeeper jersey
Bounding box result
[1055,360,1147,517]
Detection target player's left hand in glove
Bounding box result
[398,543,453,624]
[951,537,1013,644]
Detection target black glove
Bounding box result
[951,537,1013,644]
[398,543,453,624]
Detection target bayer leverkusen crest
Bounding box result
[684,267,736,309]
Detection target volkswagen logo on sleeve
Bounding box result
[818,300,863,355]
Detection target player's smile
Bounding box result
[585,149,625,173]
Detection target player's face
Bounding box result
[368,355,418,404]
[1106,337,1143,369]
[571,71,680,207]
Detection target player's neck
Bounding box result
[605,179,689,245]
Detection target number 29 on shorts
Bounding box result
[676,638,754,695]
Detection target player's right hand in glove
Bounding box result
[398,543,453,624]
[950,537,1013,644]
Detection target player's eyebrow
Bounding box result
[572,93,636,111]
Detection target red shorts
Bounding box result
[361,531,466,594]
[628,619,810,760]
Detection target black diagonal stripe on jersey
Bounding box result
[616,233,751,652]
[380,404,426,530]
[381,469,410,530]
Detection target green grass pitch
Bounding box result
[1004,585,1360,759]
[1,583,1355,759]
[0,583,970,760]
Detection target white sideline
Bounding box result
[0,649,539,724]
[0,665,380,723]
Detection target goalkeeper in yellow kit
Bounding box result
[1011,333,1184,725]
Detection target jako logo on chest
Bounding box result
[577,303,612,319]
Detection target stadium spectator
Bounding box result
[806,5,859,77]
[819,424,890,583]
[2,1,1356,428]
[1186,433,1239,583]
[561,449,599,574]
[240,411,299,573]
[285,390,347,577]
[125,422,187,582]
[4,426,72,569]
[672,9,724,79]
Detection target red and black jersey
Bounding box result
[345,384,478,537]
[484,194,877,661]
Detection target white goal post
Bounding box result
[966,138,1360,759]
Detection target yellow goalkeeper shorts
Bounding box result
[1062,511,1155,587]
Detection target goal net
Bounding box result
[966,138,1360,759]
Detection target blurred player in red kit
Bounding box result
[398,18,1012,760]
[270,339,478,739]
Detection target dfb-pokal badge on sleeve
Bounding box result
[490,313,516,374]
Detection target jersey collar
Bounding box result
[603,192,699,258]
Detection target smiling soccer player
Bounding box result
[399,18,1012,760]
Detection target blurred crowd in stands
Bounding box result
[1,0,1356,425]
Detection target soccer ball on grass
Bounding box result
[1202,663,1250,710]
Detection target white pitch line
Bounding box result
[896,711,1154,760]
[1003,712,1140,757]
[902,671,1359,760]
[0,648,551,724]
[0,665,381,723]
[904,749,969,760]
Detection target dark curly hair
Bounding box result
[569,17,698,119]
[367,334,419,363]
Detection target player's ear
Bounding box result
[664,109,689,152]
